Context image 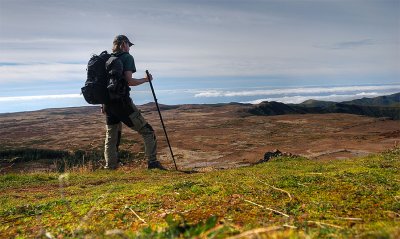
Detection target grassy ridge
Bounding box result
[249,101,400,120]
[1,148,399,238]
[248,93,400,119]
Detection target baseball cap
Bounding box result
[113,35,134,46]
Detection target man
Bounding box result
[102,35,166,170]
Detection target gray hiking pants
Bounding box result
[104,98,157,169]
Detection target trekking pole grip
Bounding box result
[146,70,157,101]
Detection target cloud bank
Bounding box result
[0,84,398,113]
[194,85,400,98]
[242,92,388,105]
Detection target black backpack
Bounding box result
[105,53,129,101]
[81,51,127,104]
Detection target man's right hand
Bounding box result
[145,70,153,82]
[145,72,153,82]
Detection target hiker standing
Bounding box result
[102,35,166,170]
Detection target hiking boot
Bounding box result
[103,165,117,170]
[148,161,167,170]
[117,159,124,166]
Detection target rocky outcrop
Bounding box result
[255,149,298,164]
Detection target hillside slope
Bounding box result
[1,148,399,238]
[298,92,400,108]
[1,103,399,172]
[342,92,400,106]
[249,93,400,119]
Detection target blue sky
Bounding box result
[0,0,399,113]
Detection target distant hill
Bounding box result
[342,92,400,106]
[297,99,337,108]
[249,92,400,120]
[298,92,400,108]
[326,103,400,120]
[140,102,180,111]
[249,101,310,116]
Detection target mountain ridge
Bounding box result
[250,92,400,119]
[1,92,398,119]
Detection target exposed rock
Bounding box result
[255,149,297,164]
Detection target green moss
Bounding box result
[1,148,399,238]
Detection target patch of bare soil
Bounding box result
[0,105,399,171]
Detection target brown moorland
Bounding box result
[0,103,399,171]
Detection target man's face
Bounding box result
[122,41,130,52]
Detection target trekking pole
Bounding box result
[146,70,178,170]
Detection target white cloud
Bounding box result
[355,92,379,97]
[314,39,375,50]
[0,38,97,44]
[1,0,398,79]
[0,63,86,83]
[242,92,398,105]
[194,85,400,98]
[0,94,81,102]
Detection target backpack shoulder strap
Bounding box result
[106,56,118,69]
[111,51,128,58]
